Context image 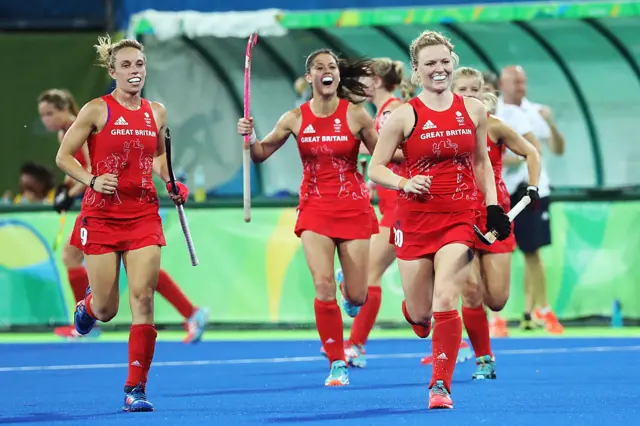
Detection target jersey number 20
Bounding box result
[393,228,403,248]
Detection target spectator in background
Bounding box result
[13,162,56,204]
[496,65,565,334]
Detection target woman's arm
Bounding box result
[369,105,430,194]
[239,110,297,163]
[491,116,541,188]
[55,100,103,187]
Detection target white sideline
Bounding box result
[1,345,639,373]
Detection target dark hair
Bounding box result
[38,89,79,116]
[482,70,499,89]
[20,162,55,192]
[305,49,374,104]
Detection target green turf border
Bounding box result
[1,327,638,344]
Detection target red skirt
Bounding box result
[391,209,476,260]
[70,213,166,255]
[295,206,379,240]
[376,186,398,229]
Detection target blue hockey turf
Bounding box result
[1,337,639,425]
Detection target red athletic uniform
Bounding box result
[391,94,479,259]
[295,99,379,239]
[70,94,166,254]
[74,150,88,169]
[374,97,406,229]
[474,116,516,253]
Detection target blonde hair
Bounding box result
[409,30,459,85]
[452,67,497,113]
[482,92,498,114]
[371,58,417,101]
[94,34,145,70]
[38,89,79,116]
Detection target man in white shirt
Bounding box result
[496,65,566,334]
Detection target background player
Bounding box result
[331,57,415,368]
[39,89,95,338]
[447,67,540,379]
[39,89,208,343]
[368,31,511,409]
[55,34,190,411]
[237,49,379,387]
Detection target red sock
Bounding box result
[349,286,382,346]
[84,293,96,319]
[402,300,431,338]
[314,299,345,364]
[429,310,462,393]
[462,306,492,358]
[67,266,89,304]
[125,324,157,389]
[156,269,195,319]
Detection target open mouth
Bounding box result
[321,76,334,86]
[128,77,142,84]
[432,74,447,82]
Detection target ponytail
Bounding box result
[60,89,79,116]
[398,79,417,102]
[336,58,374,104]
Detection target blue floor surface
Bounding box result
[1,337,639,425]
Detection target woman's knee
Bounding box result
[461,277,483,308]
[129,286,155,316]
[343,277,367,306]
[312,274,336,301]
[432,290,459,312]
[62,244,84,268]
[484,289,509,312]
[404,300,432,325]
[92,299,119,322]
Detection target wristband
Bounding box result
[89,176,97,189]
[249,129,257,146]
[527,185,538,191]
[397,178,408,191]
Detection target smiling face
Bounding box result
[452,74,483,101]
[306,52,340,98]
[109,47,146,93]
[414,44,455,94]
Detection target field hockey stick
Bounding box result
[165,128,199,266]
[474,195,531,245]
[243,32,258,223]
[52,211,66,251]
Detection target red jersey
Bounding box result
[399,94,479,212]
[296,98,369,211]
[483,115,510,210]
[374,97,406,177]
[81,94,160,219]
[74,148,88,168]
